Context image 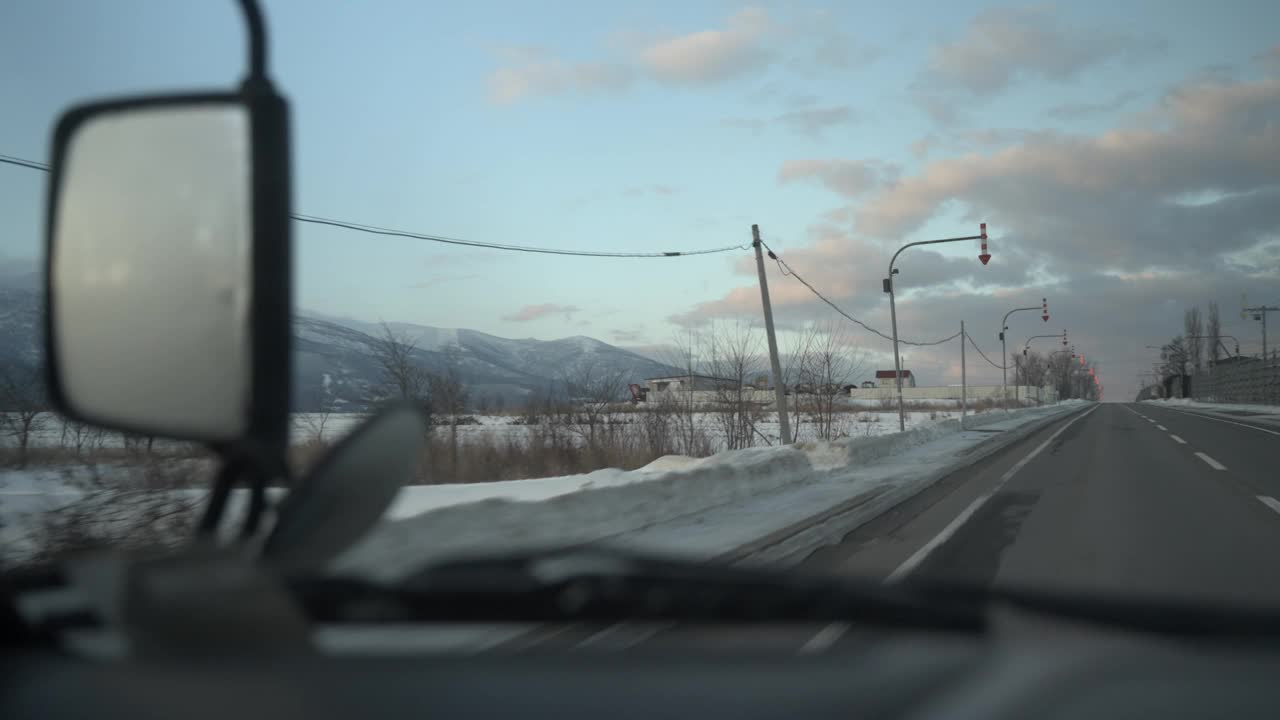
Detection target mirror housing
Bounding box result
[44,90,291,448]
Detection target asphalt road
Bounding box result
[805,402,1280,608]
[496,402,1280,653]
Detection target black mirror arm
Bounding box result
[237,0,269,82]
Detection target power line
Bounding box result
[762,239,961,347]
[965,331,1008,370]
[0,152,749,259]
[293,213,748,258]
[0,154,49,172]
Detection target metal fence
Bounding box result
[1190,357,1280,405]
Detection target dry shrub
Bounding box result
[18,458,211,567]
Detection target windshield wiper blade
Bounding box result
[289,547,986,631]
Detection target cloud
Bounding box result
[502,303,582,322]
[639,7,774,85]
[778,159,897,198]
[611,329,645,343]
[1044,90,1141,120]
[672,68,1280,400]
[487,47,633,104]
[855,74,1280,277]
[775,106,856,136]
[488,7,883,104]
[911,6,1164,120]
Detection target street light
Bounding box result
[1000,297,1050,404]
[884,223,990,432]
[1018,331,1067,405]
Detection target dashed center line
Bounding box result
[799,622,851,655]
[1156,424,1168,431]
[1169,434,1187,444]
[1257,496,1280,515]
[1195,452,1227,471]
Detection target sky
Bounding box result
[2,0,1278,401]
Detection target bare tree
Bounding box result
[0,364,48,468]
[791,321,863,441]
[369,322,433,421]
[1207,301,1223,364]
[431,346,470,472]
[660,328,705,455]
[1184,307,1203,371]
[299,382,338,447]
[561,360,627,450]
[704,321,766,450]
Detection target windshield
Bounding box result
[2,1,1280,619]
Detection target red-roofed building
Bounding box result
[874,369,916,388]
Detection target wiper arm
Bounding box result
[290,547,986,632]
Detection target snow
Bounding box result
[3,401,1085,575]
[1142,398,1280,415]
[335,403,1085,579]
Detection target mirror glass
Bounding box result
[51,102,253,440]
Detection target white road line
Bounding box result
[575,622,671,650]
[1194,452,1227,471]
[1169,434,1187,444]
[1156,424,1168,431]
[1155,406,1280,437]
[1147,418,1156,423]
[798,622,851,655]
[1256,496,1280,515]
[885,406,1098,584]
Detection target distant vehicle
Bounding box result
[861,380,877,388]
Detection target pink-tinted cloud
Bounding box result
[856,75,1280,269]
[502,303,582,322]
[777,159,896,198]
[639,7,773,85]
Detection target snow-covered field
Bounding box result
[3,408,968,452]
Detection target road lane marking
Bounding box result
[575,622,672,650]
[885,406,1098,584]
[1257,496,1280,515]
[1152,406,1280,437]
[1147,418,1155,423]
[1194,452,1227,471]
[1156,424,1168,431]
[799,622,851,654]
[1169,434,1187,444]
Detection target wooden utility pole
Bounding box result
[752,224,791,444]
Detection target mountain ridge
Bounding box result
[0,283,678,411]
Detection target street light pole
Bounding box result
[885,224,990,432]
[1000,298,1048,405]
[1020,332,1066,405]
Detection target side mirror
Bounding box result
[45,92,291,445]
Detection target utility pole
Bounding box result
[1242,302,1278,359]
[960,321,967,430]
[752,224,791,444]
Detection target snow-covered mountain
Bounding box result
[0,279,678,411]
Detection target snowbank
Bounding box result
[1142,398,1280,415]
[336,405,1081,580]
